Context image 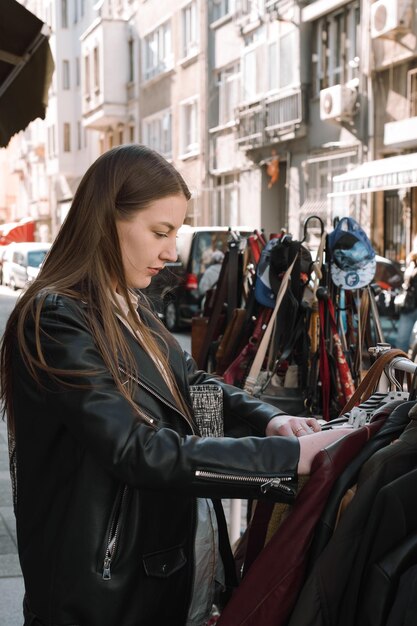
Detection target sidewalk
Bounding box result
[0,418,24,626]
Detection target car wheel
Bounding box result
[164,301,178,332]
[9,275,17,291]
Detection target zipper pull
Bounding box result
[261,477,282,493]
[103,557,112,580]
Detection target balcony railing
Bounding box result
[235,102,265,149]
[235,87,305,149]
[265,89,303,137]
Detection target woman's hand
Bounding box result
[297,428,352,475]
[265,414,322,438]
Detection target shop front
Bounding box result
[330,152,417,263]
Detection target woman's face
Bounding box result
[116,194,187,289]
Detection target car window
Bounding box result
[27,250,49,268]
[374,260,403,288]
[13,251,25,265]
[191,231,250,278]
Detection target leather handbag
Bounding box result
[189,384,223,437]
[215,308,247,375]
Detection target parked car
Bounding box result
[143,226,252,331]
[2,241,52,290]
[0,246,9,285]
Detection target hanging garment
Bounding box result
[386,561,417,626]
[217,423,381,626]
[288,402,417,626]
[308,398,411,565]
[357,504,417,625]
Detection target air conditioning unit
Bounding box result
[319,85,357,122]
[370,0,412,39]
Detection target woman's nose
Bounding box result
[160,239,178,263]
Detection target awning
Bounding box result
[0,0,55,148]
[330,152,417,197]
[0,218,35,245]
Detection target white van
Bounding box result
[2,242,52,290]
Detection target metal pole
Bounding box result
[228,498,242,546]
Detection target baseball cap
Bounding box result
[329,217,376,290]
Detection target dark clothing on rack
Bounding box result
[308,398,410,564]
[288,402,417,626]
[356,468,417,626]
[217,422,382,626]
[386,561,417,626]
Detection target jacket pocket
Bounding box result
[142,545,187,578]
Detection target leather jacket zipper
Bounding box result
[102,486,128,580]
[195,470,295,495]
[118,366,196,434]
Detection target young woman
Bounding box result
[1,145,349,626]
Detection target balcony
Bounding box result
[234,0,265,33]
[81,18,129,130]
[265,89,304,139]
[384,116,417,149]
[235,88,305,149]
[235,101,265,149]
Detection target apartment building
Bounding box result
[333,0,417,261]
[5,0,102,239]
[3,0,417,262]
[134,0,208,223]
[207,0,368,238]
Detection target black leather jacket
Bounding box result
[12,294,299,626]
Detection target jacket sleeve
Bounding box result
[20,297,299,501]
[184,351,289,437]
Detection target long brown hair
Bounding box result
[1,144,192,434]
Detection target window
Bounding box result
[267,28,297,92]
[408,68,417,116]
[242,41,265,101]
[75,57,80,87]
[93,47,100,93]
[279,30,297,89]
[211,174,240,226]
[63,123,71,152]
[240,27,268,101]
[62,60,70,90]
[217,63,240,126]
[47,125,56,157]
[61,0,68,28]
[84,55,90,98]
[306,152,358,201]
[211,0,231,23]
[128,38,134,83]
[143,109,172,159]
[129,125,135,142]
[181,98,199,155]
[312,2,360,97]
[74,0,78,23]
[77,121,82,150]
[144,21,173,81]
[182,1,199,58]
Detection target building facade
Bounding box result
[1,0,417,264]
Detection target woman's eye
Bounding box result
[155,232,169,238]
